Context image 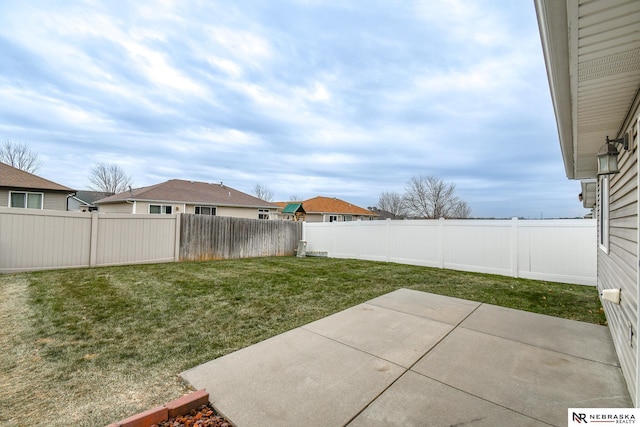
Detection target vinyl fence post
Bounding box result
[511,217,519,278]
[89,212,98,267]
[386,218,391,262]
[438,217,445,269]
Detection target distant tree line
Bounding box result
[376,175,471,219]
[2,141,470,217]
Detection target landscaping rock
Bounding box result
[153,404,231,427]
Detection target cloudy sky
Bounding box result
[0,0,588,218]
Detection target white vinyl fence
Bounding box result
[303,218,597,286]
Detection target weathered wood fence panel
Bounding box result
[179,214,302,261]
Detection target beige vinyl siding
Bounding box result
[598,115,639,404]
[42,192,69,210]
[137,203,262,218]
[97,201,270,218]
[1,189,9,207]
[216,206,263,219]
[303,213,324,223]
[1,189,69,211]
[98,202,134,213]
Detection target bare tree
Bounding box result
[450,200,471,219]
[403,175,470,219]
[253,184,274,202]
[376,191,408,217]
[0,140,43,173]
[289,194,302,201]
[89,163,133,194]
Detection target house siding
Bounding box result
[98,201,269,219]
[98,202,134,213]
[216,206,265,219]
[302,213,375,223]
[1,189,10,207]
[0,189,69,211]
[598,113,639,404]
[43,192,69,211]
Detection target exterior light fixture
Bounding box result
[596,134,629,176]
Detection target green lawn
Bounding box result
[0,257,604,426]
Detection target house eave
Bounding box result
[535,0,640,181]
[535,0,576,179]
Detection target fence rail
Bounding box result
[0,208,301,273]
[303,218,597,286]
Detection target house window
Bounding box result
[328,215,338,222]
[344,215,353,221]
[195,206,216,215]
[258,209,270,220]
[598,176,609,252]
[149,204,172,214]
[9,192,43,209]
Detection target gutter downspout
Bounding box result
[66,192,77,211]
[125,199,136,214]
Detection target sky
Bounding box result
[0,0,589,218]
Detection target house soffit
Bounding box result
[571,0,640,179]
[538,0,640,179]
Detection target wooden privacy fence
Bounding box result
[0,208,302,273]
[303,218,597,286]
[180,214,302,260]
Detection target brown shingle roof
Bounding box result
[95,179,278,208]
[0,162,74,192]
[301,196,377,216]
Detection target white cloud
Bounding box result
[205,27,274,68]
[0,0,587,218]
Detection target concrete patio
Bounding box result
[181,289,631,426]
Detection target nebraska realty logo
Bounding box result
[569,408,638,425]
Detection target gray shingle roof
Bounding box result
[95,179,278,208]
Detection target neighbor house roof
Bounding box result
[0,161,74,192]
[94,179,279,208]
[301,196,377,216]
[72,190,114,206]
[535,0,640,179]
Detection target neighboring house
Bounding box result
[0,161,75,211]
[536,0,640,405]
[67,190,113,212]
[94,179,278,219]
[367,207,406,220]
[276,196,377,222]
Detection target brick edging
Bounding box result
[106,389,209,427]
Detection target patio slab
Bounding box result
[349,371,548,427]
[412,327,631,426]
[181,289,632,427]
[302,302,453,368]
[366,288,480,324]
[460,303,619,365]
[181,327,404,427]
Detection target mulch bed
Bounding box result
[153,404,232,427]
